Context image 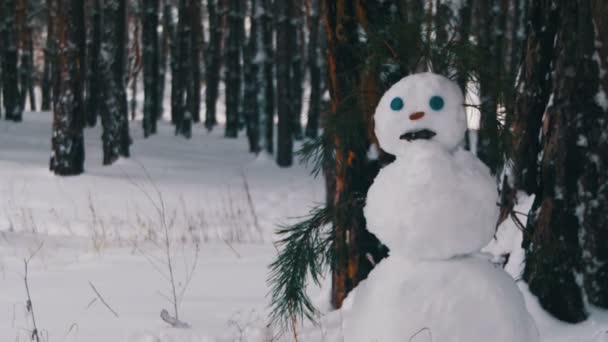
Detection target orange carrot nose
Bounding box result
[409,111,425,121]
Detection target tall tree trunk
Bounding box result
[130,13,142,120]
[262,0,274,153]
[41,0,55,111]
[158,1,172,123]
[243,0,259,153]
[188,0,202,124]
[142,0,160,137]
[224,0,243,137]
[85,0,102,126]
[173,0,192,138]
[475,0,505,174]
[585,0,608,309]
[305,0,321,139]
[50,0,85,175]
[323,0,392,310]
[2,0,22,121]
[205,0,222,130]
[100,0,131,165]
[276,0,293,166]
[290,3,304,141]
[522,0,608,323]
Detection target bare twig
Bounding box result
[409,327,432,342]
[23,242,44,342]
[88,281,119,318]
[241,172,262,236]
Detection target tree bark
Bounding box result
[205,0,223,130]
[323,0,391,309]
[224,0,243,137]
[262,0,274,153]
[85,0,102,126]
[2,0,22,121]
[100,0,131,165]
[50,0,85,175]
[305,0,322,139]
[142,0,160,137]
[522,0,608,323]
[276,0,294,166]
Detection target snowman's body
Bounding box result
[343,73,539,342]
[345,255,538,342]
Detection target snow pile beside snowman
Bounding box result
[343,73,539,342]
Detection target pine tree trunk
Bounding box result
[585,0,608,309]
[174,0,192,138]
[50,0,85,175]
[41,0,55,111]
[85,0,102,126]
[305,0,321,139]
[2,0,22,121]
[224,0,242,138]
[100,0,131,165]
[521,0,608,323]
[188,0,202,124]
[158,1,172,122]
[244,0,261,153]
[290,3,304,141]
[142,0,160,137]
[323,0,389,309]
[205,0,222,130]
[475,0,505,174]
[262,0,274,153]
[276,0,293,166]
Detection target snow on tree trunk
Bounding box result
[523,0,608,323]
[50,0,85,176]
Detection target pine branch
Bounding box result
[268,205,333,332]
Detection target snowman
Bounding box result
[343,73,539,342]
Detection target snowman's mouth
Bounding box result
[399,129,437,141]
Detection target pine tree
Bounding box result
[100,0,131,165]
[158,1,172,123]
[142,0,160,137]
[50,0,85,175]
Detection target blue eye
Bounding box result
[390,97,404,111]
[429,96,445,111]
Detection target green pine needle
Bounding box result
[268,205,333,332]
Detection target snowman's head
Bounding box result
[374,73,467,156]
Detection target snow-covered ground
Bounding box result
[1,113,607,341]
